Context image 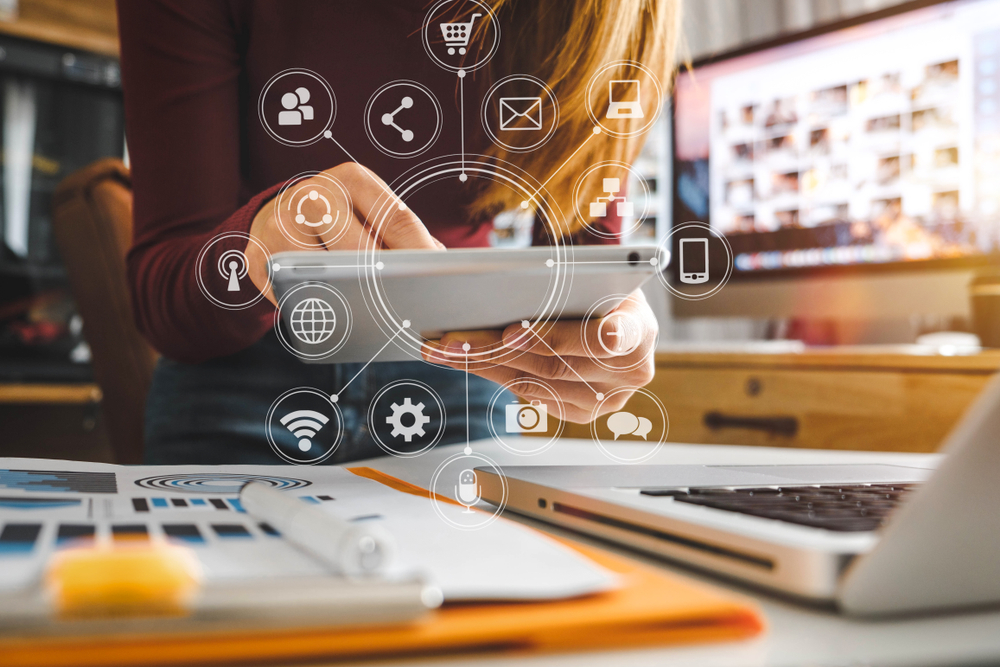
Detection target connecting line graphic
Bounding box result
[464,343,471,453]
[520,126,601,209]
[458,70,467,182]
[523,323,603,400]
[271,263,378,272]
[322,130,409,215]
[331,322,409,401]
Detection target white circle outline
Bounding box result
[367,379,447,458]
[196,232,272,311]
[429,451,508,531]
[364,80,443,159]
[265,387,344,465]
[590,387,669,464]
[486,379,566,456]
[480,74,560,153]
[258,68,336,147]
[421,0,501,74]
[359,155,573,364]
[656,221,734,301]
[585,60,663,139]
[274,282,353,361]
[580,294,659,373]
[273,171,353,249]
[572,160,651,239]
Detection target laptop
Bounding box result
[476,373,1000,615]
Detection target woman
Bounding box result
[117,0,680,464]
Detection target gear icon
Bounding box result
[386,397,431,442]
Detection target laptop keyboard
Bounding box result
[639,483,919,532]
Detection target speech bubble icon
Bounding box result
[634,417,653,440]
[607,411,640,440]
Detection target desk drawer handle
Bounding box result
[703,412,799,437]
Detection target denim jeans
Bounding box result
[144,331,507,464]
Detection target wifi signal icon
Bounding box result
[280,410,330,452]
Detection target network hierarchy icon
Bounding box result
[193,0,734,530]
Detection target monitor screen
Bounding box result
[672,0,1000,276]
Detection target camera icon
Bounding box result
[505,400,548,433]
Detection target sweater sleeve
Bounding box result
[117,0,276,363]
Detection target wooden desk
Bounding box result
[0,382,112,461]
[560,347,1000,452]
[0,0,118,56]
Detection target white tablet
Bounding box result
[270,245,662,364]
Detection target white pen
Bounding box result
[240,482,396,577]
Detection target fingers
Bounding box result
[500,291,655,359]
[426,337,630,385]
[328,163,440,250]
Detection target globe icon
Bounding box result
[289,297,337,345]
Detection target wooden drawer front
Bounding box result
[559,367,992,452]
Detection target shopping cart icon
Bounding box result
[440,13,481,55]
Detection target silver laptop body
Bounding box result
[477,374,1000,615]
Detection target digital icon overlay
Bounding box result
[429,451,507,530]
[279,409,330,452]
[258,69,336,147]
[288,297,337,345]
[488,379,564,456]
[386,397,431,442]
[505,399,547,434]
[606,79,643,119]
[368,380,445,457]
[482,75,558,153]
[422,0,500,73]
[196,232,271,310]
[606,411,653,440]
[273,171,352,248]
[456,469,480,512]
[580,295,657,373]
[274,282,352,361]
[656,222,734,301]
[589,177,634,219]
[266,388,343,465]
[440,13,480,55]
[219,249,248,292]
[680,237,710,285]
[590,387,668,464]
[499,97,542,131]
[365,81,442,158]
[278,87,314,126]
[573,161,650,239]
[586,60,662,138]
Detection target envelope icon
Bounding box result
[499,97,543,131]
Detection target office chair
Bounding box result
[52,158,157,464]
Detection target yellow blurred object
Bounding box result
[45,541,202,618]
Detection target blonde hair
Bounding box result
[471,0,682,238]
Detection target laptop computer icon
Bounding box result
[606,80,644,119]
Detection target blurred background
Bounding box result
[0,0,987,464]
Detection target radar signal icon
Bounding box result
[219,249,249,292]
[280,410,329,452]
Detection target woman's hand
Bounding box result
[421,289,658,423]
[245,162,443,304]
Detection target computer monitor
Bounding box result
[671,0,1000,322]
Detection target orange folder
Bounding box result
[0,469,764,667]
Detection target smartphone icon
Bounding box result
[680,238,709,284]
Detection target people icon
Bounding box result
[278,87,313,126]
[218,249,249,292]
